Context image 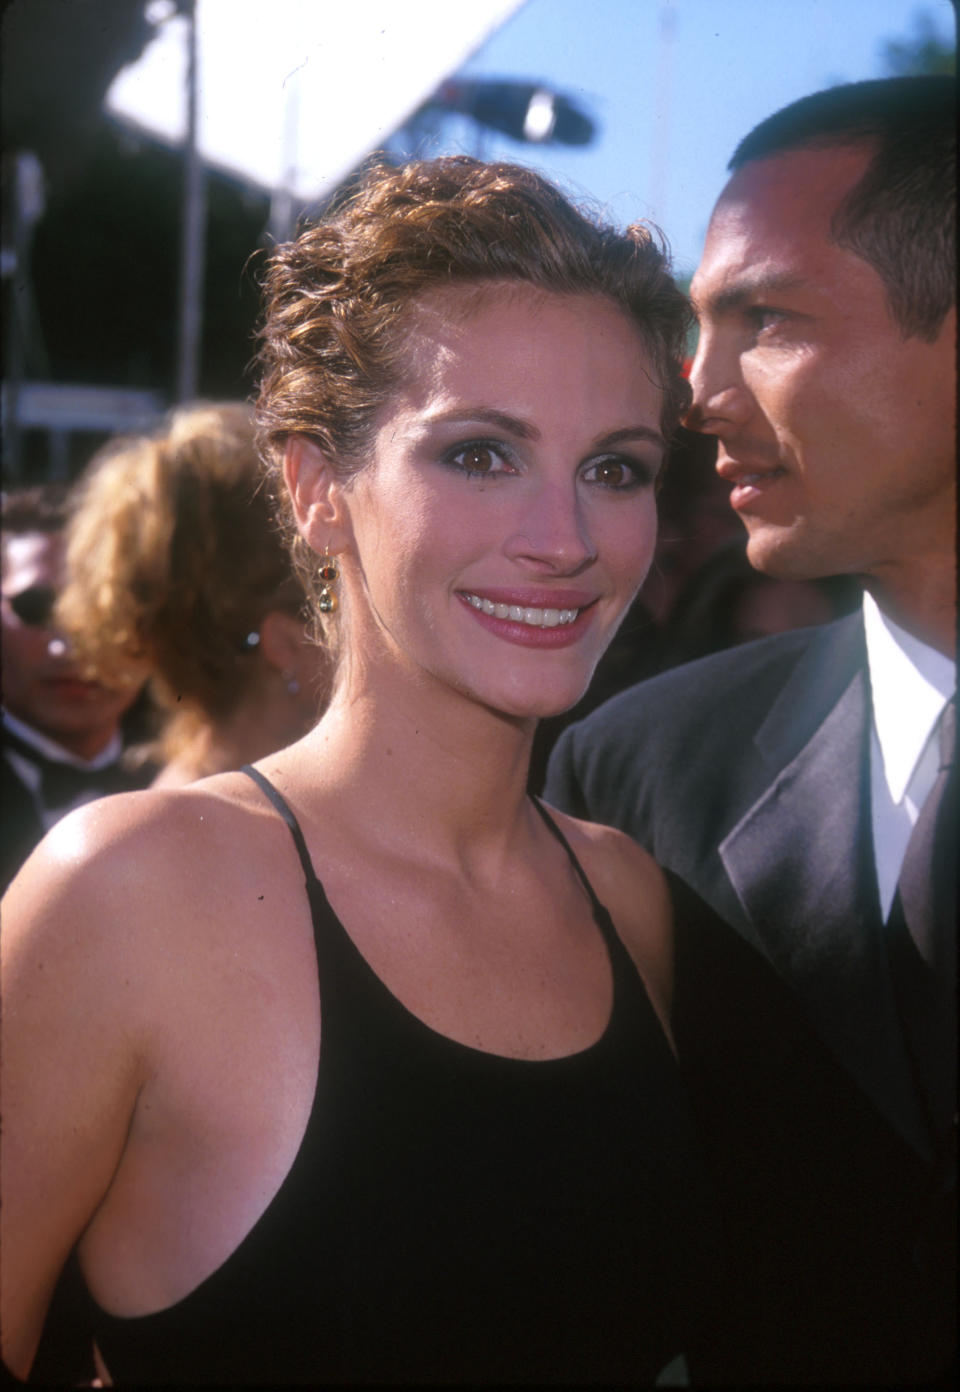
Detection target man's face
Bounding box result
[1,531,137,759]
[687,145,956,586]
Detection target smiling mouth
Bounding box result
[461,593,582,628]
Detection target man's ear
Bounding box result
[283,436,349,554]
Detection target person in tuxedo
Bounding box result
[1,486,148,893]
[546,76,956,1384]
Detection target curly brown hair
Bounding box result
[254,156,693,622]
[57,403,309,762]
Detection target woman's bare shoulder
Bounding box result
[539,802,674,1033]
[2,772,288,962]
[541,803,668,911]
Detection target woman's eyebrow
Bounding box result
[595,425,666,452]
[422,407,539,439]
[417,413,665,452]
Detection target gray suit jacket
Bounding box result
[546,613,931,1156]
[545,615,953,1381]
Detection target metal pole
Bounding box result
[175,0,207,402]
[3,152,46,482]
[650,4,676,232]
[268,69,300,245]
[2,170,27,481]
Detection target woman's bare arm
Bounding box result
[0,798,161,1379]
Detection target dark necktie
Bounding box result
[887,696,957,1140]
[891,698,957,1297]
[898,696,957,979]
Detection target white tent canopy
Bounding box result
[107,0,526,200]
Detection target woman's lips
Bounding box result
[463,593,579,628]
[457,590,597,648]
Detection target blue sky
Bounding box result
[426,0,955,275]
[109,0,955,279]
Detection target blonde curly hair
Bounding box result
[58,402,310,766]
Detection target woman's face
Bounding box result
[335,282,665,721]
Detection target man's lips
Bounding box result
[42,674,109,698]
[717,456,787,510]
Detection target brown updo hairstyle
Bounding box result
[255,156,693,623]
[57,402,309,766]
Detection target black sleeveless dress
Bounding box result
[86,771,718,1385]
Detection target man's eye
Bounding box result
[749,307,786,333]
[7,585,57,627]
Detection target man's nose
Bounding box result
[685,330,752,436]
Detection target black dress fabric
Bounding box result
[89,771,717,1385]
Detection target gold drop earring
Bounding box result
[318,548,339,614]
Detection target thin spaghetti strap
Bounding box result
[241,764,317,885]
[532,796,607,920]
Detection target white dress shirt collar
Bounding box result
[2,708,124,771]
[862,591,955,804]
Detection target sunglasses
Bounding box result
[6,584,57,628]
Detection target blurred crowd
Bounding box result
[1,402,332,893]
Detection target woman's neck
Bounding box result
[287,669,540,870]
[151,721,243,787]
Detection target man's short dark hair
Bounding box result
[730,77,956,340]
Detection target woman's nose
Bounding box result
[504,480,597,574]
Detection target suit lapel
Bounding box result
[719,617,932,1160]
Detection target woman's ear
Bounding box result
[257,608,311,675]
[283,437,348,554]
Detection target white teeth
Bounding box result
[464,594,580,628]
[739,469,783,486]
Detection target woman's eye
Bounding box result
[582,457,646,490]
[447,443,510,477]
